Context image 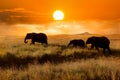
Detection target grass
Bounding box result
[0,35,120,80]
[0,57,120,80]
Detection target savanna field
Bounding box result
[0,34,120,80]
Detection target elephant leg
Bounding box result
[40,41,46,45]
[30,42,32,45]
[95,47,99,52]
[33,42,35,45]
[91,44,94,49]
[45,40,48,45]
[107,47,112,54]
[44,42,48,45]
[103,48,106,53]
[41,42,44,45]
[31,40,35,45]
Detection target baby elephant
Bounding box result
[68,39,85,48]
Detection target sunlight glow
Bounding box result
[53,10,64,20]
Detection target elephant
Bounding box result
[86,36,112,54]
[24,33,48,45]
[68,39,85,48]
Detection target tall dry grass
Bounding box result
[0,57,120,80]
[0,35,120,80]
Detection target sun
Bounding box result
[53,10,64,20]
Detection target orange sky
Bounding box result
[0,0,120,24]
[0,0,120,35]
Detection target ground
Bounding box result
[0,34,120,80]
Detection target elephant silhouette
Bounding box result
[68,39,85,48]
[86,36,112,54]
[24,33,48,45]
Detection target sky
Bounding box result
[0,0,120,35]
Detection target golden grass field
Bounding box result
[0,34,120,80]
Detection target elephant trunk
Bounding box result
[84,44,87,48]
[24,38,28,43]
[67,43,71,47]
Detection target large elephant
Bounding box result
[24,33,48,45]
[68,39,85,48]
[86,36,112,54]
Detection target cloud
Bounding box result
[0,8,52,24]
[0,20,119,36]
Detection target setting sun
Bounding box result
[53,10,64,20]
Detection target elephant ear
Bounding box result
[25,33,33,39]
[26,33,31,38]
[86,38,91,44]
[87,37,94,44]
[91,37,96,44]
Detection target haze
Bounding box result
[0,0,120,36]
